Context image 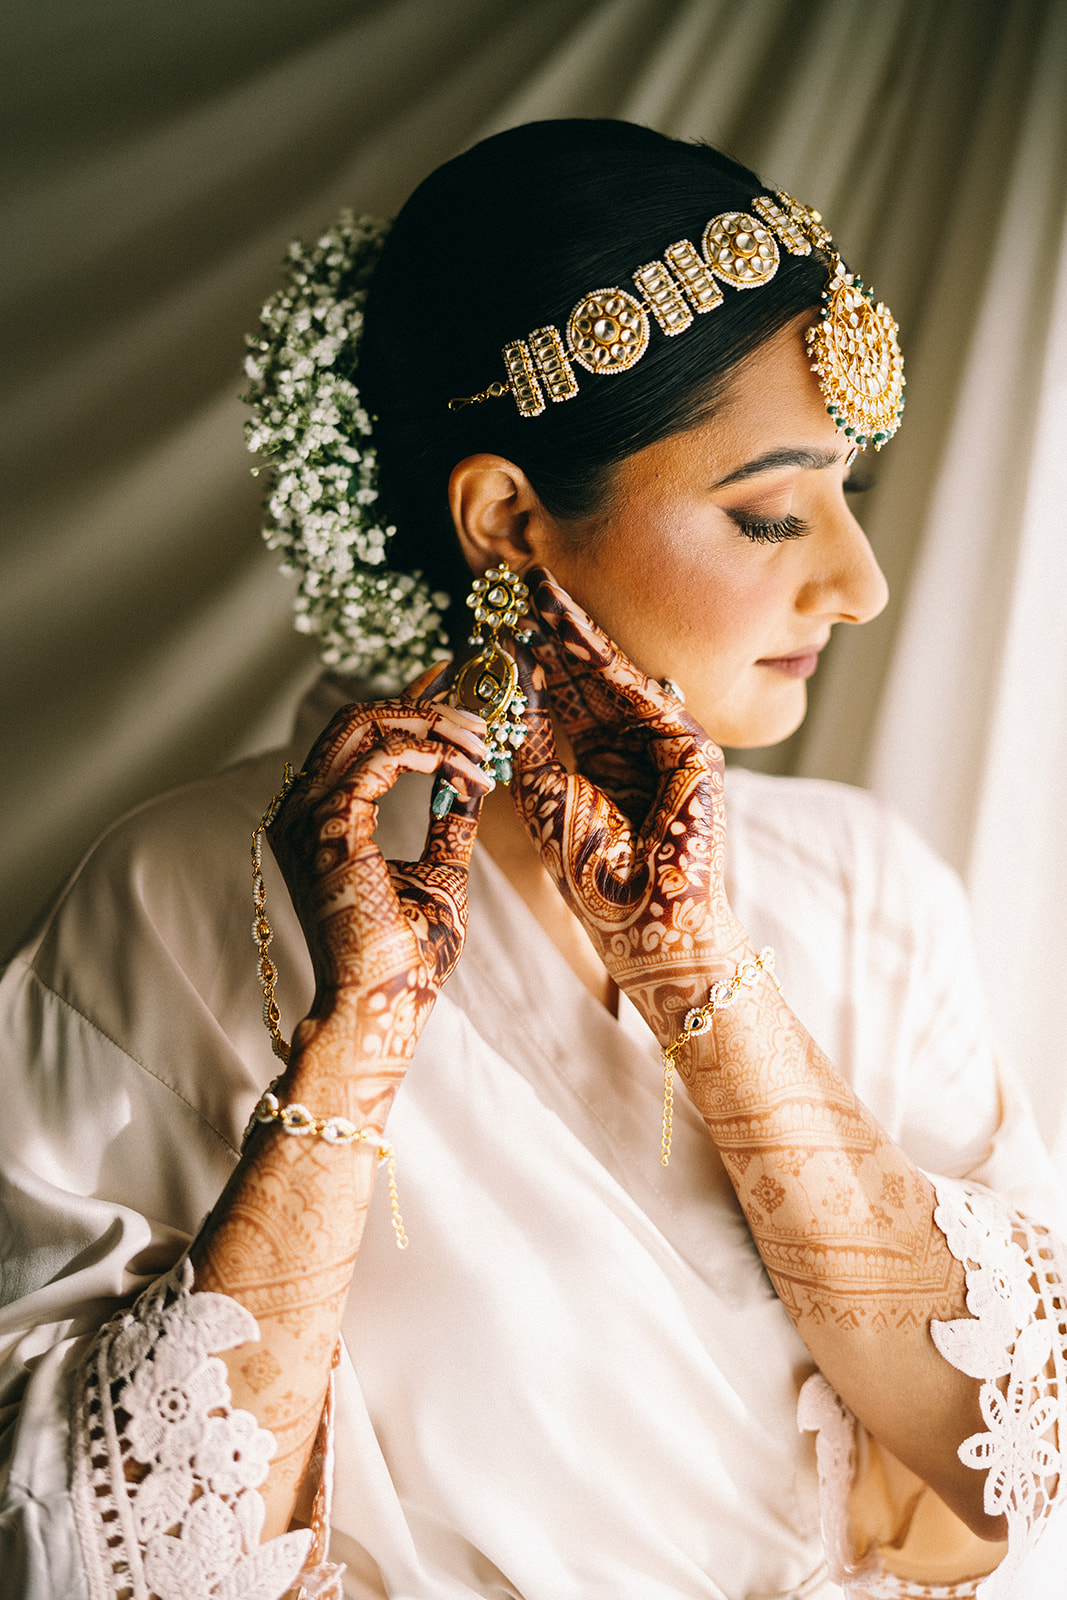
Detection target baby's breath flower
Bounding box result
[243,212,450,686]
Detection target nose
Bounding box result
[795,501,888,625]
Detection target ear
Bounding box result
[448,454,555,576]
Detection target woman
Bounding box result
[0,120,1062,1599]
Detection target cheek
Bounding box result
[641,542,787,670]
[543,514,790,677]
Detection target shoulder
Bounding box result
[723,765,969,937]
[12,749,300,1044]
[28,751,291,947]
[722,769,1003,1168]
[79,749,290,875]
[725,764,937,868]
[0,748,320,1156]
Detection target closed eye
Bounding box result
[729,511,811,545]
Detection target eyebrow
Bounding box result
[711,446,845,488]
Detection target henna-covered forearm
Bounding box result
[672,965,1008,1538]
[191,1019,403,1540]
[676,970,962,1327]
[187,695,487,1543]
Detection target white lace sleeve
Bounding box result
[799,1176,1066,1599]
[69,1256,338,1600]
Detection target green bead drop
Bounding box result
[431,781,457,818]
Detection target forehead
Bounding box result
[617,312,843,492]
[712,315,843,467]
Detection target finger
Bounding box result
[338,737,449,813]
[403,659,503,744]
[508,651,648,910]
[268,737,454,886]
[429,701,491,746]
[403,663,493,744]
[510,645,561,778]
[510,644,648,856]
[636,744,724,862]
[526,568,725,780]
[516,759,635,914]
[517,634,653,819]
[509,658,592,894]
[512,638,551,724]
[423,758,485,870]
[526,565,697,739]
[526,565,661,698]
[295,702,409,801]
[299,701,489,802]
[344,735,491,812]
[404,659,455,701]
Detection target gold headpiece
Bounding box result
[449,190,904,451]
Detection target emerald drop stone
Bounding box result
[431,781,457,818]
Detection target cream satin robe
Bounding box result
[1,677,1064,1600]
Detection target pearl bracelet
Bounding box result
[246,1085,408,1249]
[660,947,780,1167]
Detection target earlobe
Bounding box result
[448,454,546,576]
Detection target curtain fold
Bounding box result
[865,0,1067,1136]
[3,0,1064,1158]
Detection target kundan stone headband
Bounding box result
[449,189,905,451]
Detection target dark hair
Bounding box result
[358,119,829,643]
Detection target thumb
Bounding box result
[424,756,485,869]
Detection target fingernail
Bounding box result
[449,709,489,735]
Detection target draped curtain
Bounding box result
[3,0,1065,1161]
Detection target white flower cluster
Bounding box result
[243,212,450,689]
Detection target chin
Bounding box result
[707,689,808,750]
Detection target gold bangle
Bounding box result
[660,947,780,1166]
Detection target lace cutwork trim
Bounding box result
[800,1177,1066,1599]
[69,1256,341,1600]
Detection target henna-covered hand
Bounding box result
[266,673,491,1114]
[511,567,749,1045]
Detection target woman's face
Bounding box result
[529,312,889,748]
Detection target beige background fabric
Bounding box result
[3,0,1065,1154]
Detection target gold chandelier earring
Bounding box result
[431,563,532,817]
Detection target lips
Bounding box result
[757,643,827,679]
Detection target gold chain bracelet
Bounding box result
[660,947,780,1166]
[251,762,305,1065]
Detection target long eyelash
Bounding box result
[730,512,811,545]
[844,473,873,497]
